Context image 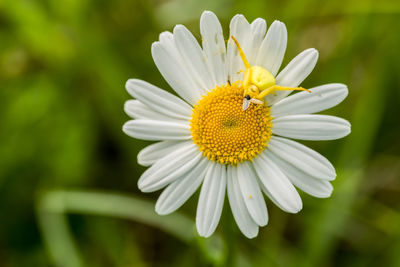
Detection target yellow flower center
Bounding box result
[190,82,272,165]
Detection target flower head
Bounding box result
[123,11,351,238]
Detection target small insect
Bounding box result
[231,36,310,110]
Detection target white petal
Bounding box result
[159,31,180,58]
[253,152,302,213]
[174,25,214,93]
[268,152,333,198]
[227,165,259,238]
[271,83,349,117]
[151,41,202,104]
[247,18,267,65]
[227,14,250,83]
[256,20,287,76]
[268,136,336,180]
[138,143,202,192]
[124,100,186,122]
[200,11,227,87]
[276,48,319,86]
[155,157,209,215]
[272,114,351,140]
[266,48,319,105]
[237,162,268,226]
[125,79,192,120]
[196,162,226,237]
[122,119,191,141]
[137,141,188,166]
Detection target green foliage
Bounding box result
[1,0,400,266]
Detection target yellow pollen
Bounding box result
[190,82,273,165]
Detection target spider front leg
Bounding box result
[256,87,277,99]
[256,85,310,99]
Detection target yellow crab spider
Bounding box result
[231,36,310,110]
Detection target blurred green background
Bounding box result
[1,0,400,266]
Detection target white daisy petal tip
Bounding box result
[137,141,187,167]
[137,178,146,192]
[284,198,303,214]
[275,47,319,89]
[309,47,319,55]
[256,20,287,76]
[125,78,138,95]
[122,119,191,141]
[250,18,267,33]
[272,115,351,141]
[271,83,349,117]
[325,185,334,198]
[155,158,208,215]
[345,119,352,136]
[298,48,319,62]
[268,136,337,181]
[173,24,190,39]
[137,143,201,192]
[154,205,168,215]
[122,120,134,137]
[293,202,303,213]
[247,230,259,239]
[254,153,303,213]
[267,152,335,199]
[309,48,319,65]
[200,10,214,17]
[237,162,269,227]
[125,78,192,120]
[231,13,246,22]
[227,166,260,238]
[270,20,286,31]
[196,163,226,238]
[123,100,135,118]
[274,20,287,35]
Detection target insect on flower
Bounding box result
[123,11,351,238]
[231,36,310,110]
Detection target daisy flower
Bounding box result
[123,11,350,238]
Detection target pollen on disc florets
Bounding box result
[190,82,273,165]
